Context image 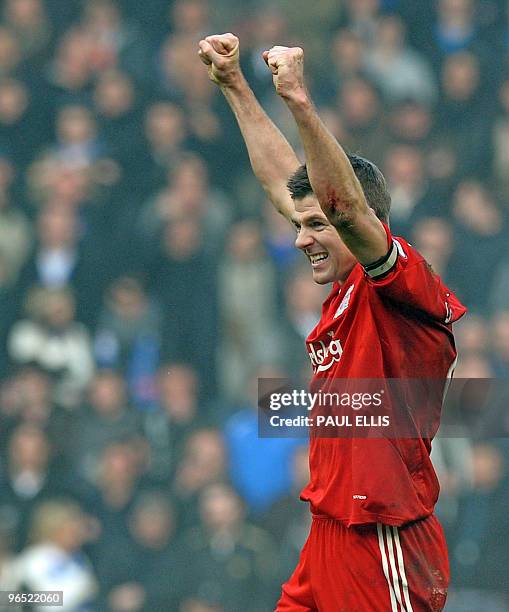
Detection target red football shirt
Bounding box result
[300,225,467,527]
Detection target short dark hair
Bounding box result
[287,154,391,222]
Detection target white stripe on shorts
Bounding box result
[393,526,414,612]
[377,523,398,612]
[385,525,405,609]
[377,523,414,612]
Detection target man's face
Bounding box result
[292,195,356,284]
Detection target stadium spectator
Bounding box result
[94,276,161,409]
[70,370,141,485]
[492,78,509,190]
[171,0,211,39]
[51,104,105,170]
[100,492,181,611]
[223,368,302,514]
[0,153,31,283]
[330,28,365,83]
[148,215,218,395]
[0,79,49,170]
[383,144,432,233]
[432,0,482,61]
[262,200,300,272]
[342,0,381,46]
[432,436,474,547]
[179,483,279,612]
[8,286,94,407]
[5,365,72,460]
[93,69,140,167]
[437,51,493,178]
[365,14,437,104]
[16,201,106,326]
[448,180,507,312]
[454,314,490,356]
[263,445,311,581]
[0,26,22,78]
[83,440,147,590]
[337,76,388,163]
[490,311,509,377]
[130,101,189,198]
[450,443,508,598]
[277,267,325,379]
[42,28,95,107]
[78,0,148,82]
[387,98,435,147]
[411,216,454,278]
[15,499,98,610]
[138,152,232,256]
[0,425,65,550]
[217,220,279,401]
[1,0,50,64]
[142,363,201,483]
[455,352,494,380]
[172,429,227,529]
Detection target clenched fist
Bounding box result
[198,33,241,86]
[263,46,307,103]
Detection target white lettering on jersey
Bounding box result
[334,284,354,319]
[307,338,343,372]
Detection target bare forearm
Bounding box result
[265,43,388,264]
[287,95,365,216]
[287,95,387,262]
[221,75,300,218]
[198,33,298,218]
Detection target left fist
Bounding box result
[262,46,307,101]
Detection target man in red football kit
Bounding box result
[198,34,466,612]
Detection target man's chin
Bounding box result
[311,267,334,285]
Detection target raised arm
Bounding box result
[264,46,389,265]
[198,33,299,222]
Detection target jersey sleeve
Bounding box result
[363,224,467,324]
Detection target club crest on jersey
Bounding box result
[334,284,354,319]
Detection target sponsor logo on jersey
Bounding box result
[334,284,354,319]
[307,337,343,372]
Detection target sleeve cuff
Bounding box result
[363,241,398,279]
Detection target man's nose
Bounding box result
[295,228,313,250]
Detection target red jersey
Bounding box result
[300,225,467,527]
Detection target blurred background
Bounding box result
[0,0,507,610]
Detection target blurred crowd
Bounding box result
[0,0,508,610]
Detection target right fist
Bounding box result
[198,33,240,86]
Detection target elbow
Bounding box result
[331,207,356,231]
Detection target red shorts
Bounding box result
[276,514,449,612]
